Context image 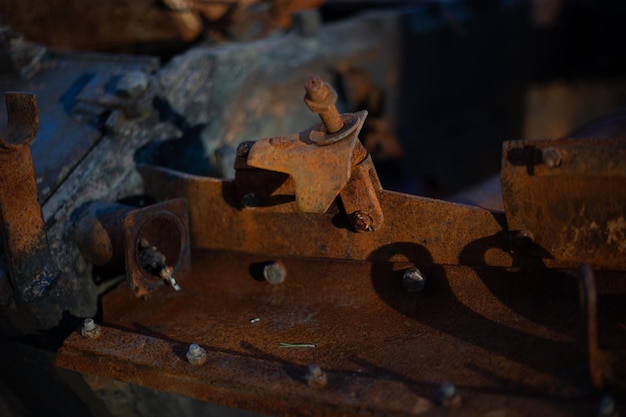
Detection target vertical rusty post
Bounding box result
[304,76,344,134]
[0,93,56,301]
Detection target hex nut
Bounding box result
[263,261,286,285]
[306,364,327,389]
[81,318,101,339]
[186,343,207,366]
[402,267,426,292]
[542,147,562,168]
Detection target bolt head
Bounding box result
[542,147,562,168]
[116,71,150,100]
[349,211,374,232]
[510,229,534,251]
[81,318,101,339]
[242,193,259,208]
[402,267,426,292]
[186,343,207,365]
[83,318,96,331]
[437,382,461,408]
[264,262,286,285]
[306,364,327,389]
[236,141,254,157]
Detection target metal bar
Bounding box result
[137,164,576,269]
[0,93,56,301]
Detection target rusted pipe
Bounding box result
[73,202,134,270]
[304,76,344,134]
[73,199,190,297]
[0,93,56,301]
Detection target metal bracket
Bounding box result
[243,76,384,231]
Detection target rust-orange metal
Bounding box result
[304,75,344,134]
[138,161,588,270]
[501,137,626,270]
[0,93,56,301]
[55,76,626,415]
[123,198,191,297]
[57,249,619,416]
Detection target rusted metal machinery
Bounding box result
[52,75,626,416]
[2,3,626,417]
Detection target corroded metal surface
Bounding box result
[73,199,191,297]
[246,111,370,215]
[138,161,589,271]
[304,75,344,134]
[0,51,159,203]
[0,93,56,301]
[139,164,526,268]
[123,198,191,297]
[501,137,626,270]
[57,249,623,416]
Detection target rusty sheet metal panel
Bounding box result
[501,137,626,270]
[56,249,614,416]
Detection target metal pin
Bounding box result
[160,266,181,291]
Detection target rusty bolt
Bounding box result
[510,229,534,251]
[242,193,259,208]
[186,343,207,366]
[402,267,426,292]
[263,261,286,285]
[437,382,461,408]
[304,76,344,134]
[236,141,255,157]
[81,318,101,339]
[116,71,150,100]
[306,364,327,389]
[542,147,562,168]
[349,211,374,232]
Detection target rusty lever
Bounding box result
[0,93,57,301]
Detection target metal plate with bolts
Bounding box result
[57,249,625,416]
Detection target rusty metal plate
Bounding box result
[137,164,587,271]
[138,165,524,268]
[56,249,625,416]
[501,138,626,270]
